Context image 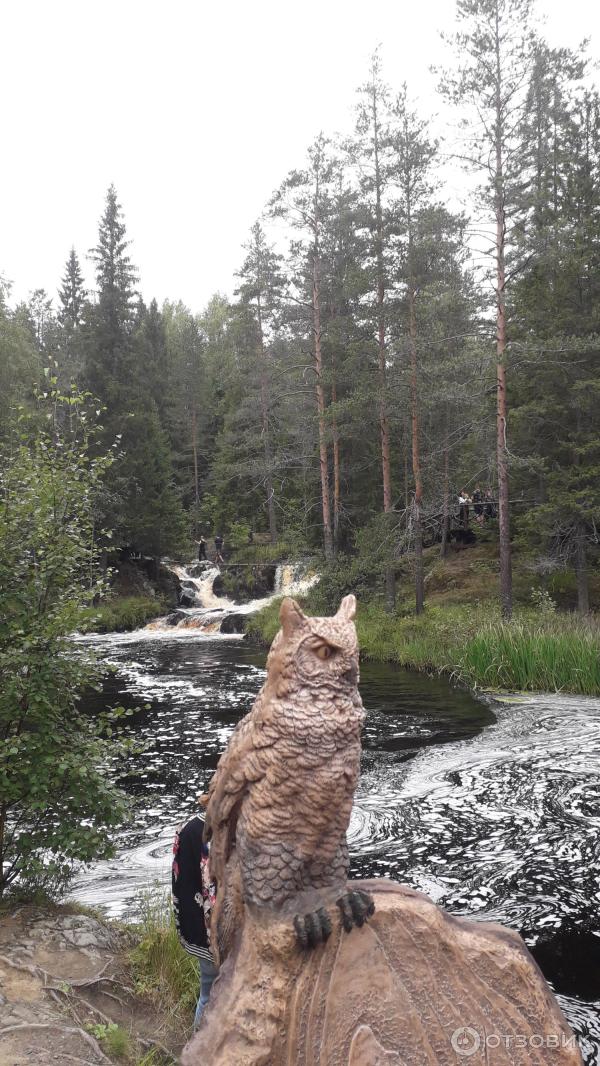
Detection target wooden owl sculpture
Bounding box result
[202,594,374,964]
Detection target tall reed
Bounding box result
[459,618,600,695]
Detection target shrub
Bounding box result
[0,385,129,900]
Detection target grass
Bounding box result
[129,890,198,1029]
[247,557,600,695]
[79,595,166,633]
[88,1022,132,1060]
[459,616,600,695]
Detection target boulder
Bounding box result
[218,563,277,603]
[182,879,581,1066]
[219,612,247,634]
[179,589,200,608]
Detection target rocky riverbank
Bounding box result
[0,904,185,1065]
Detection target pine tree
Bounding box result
[511,60,600,613]
[390,87,438,614]
[352,53,397,607]
[163,299,208,517]
[440,0,536,619]
[270,134,340,561]
[235,221,285,544]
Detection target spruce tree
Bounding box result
[57,247,87,384]
[85,184,137,404]
[84,187,188,560]
[58,247,86,331]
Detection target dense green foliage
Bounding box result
[2,10,600,616]
[0,388,131,898]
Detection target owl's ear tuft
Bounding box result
[279,597,306,636]
[337,594,357,621]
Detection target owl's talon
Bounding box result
[294,907,332,949]
[336,890,375,932]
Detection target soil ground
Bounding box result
[0,905,181,1065]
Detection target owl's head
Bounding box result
[267,594,360,694]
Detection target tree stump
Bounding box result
[182,879,581,1066]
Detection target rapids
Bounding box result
[71,571,600,1061]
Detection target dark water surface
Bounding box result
[71,630,600,1062]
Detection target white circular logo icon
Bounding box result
[451,1027,481,1057]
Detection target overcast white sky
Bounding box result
[2,0,599,312]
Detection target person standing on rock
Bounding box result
[196,536,207,562]
[172,808,218,1029]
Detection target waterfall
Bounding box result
[169,563,232,609]
[152,559,320,635]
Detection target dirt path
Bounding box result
[0,906,179,1065]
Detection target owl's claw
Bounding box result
[294,906,332,949]
[336,890,376,933]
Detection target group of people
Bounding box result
[457,485,495,528]
[196,533,224,565]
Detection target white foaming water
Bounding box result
[167,563,232,609]
[150,558,320,634]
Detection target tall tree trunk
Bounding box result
[331,353,341,553]
[191,403,199,525]
[575,524,589,615]
[371,74,395,610]
[408,281,424,615]
[495,10,513,621]
[313,251,333,561]
[261,387,278,546]
[257,297,278,545]
[440,425,450,560]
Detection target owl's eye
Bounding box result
[315,643,335,660]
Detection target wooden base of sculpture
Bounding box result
[181,879,581,1066]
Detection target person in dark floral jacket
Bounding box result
[172,811,217,1028]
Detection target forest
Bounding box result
[2,12,600,1056]
[2,0,600,629]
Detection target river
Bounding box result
[71,627,600,1063]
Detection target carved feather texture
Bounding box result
[203,595,364,961]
